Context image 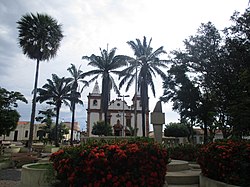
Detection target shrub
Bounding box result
[164,122,189,137]
[50,138,169,187]
[92,121,113,136]
[168,144,201,162]
[197,139,250,186]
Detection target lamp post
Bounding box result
[118,94,130,136]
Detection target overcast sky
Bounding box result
[0,0,248,131]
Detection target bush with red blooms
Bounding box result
[197,139,250,186]
[50,138,169,187]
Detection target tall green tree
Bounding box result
[223,9,250,137]
[17,13,63,149]
[67,64,89,146]
[82,47,129,126]
[35,108,56,143]
[0,87,27,137]
[119,36,168,136]
[36,74,71,146]
[161,64,200,142]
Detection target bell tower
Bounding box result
[86,81,102,136]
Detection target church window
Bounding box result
[93,100,97,106]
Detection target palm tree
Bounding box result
[119,36,168,136]
[36,74,71,147]
[82,47,130,126]
[67,64,89,146]
[17,13,63,149]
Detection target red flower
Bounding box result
[126,181,133,187]
[107,173,112,180]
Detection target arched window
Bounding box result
[93,99,97,106]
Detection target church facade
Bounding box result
[86,82,149,137]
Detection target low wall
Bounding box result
[199,174,240,187]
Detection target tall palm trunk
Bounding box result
[28,59,40,151]
[140,76,148,137]
[102,73,109,126]
[55,104,61,147]
[70,99,76,146]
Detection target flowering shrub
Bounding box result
[168,144,201,161]
[197,139,250,186]
[50,138,169,187]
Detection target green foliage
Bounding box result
[67,63,88,146]
[47,122,69,143]
[36,108,55,142]
[37,74,72,146]
[17,13,63,61]
[168,144,201,162]
[120,36,168,136]
[197,139,250,186]
[92,121,113,136]
[17,12,63,149]
[0,87,27,136]
[162,9,250,139]
[82,47,130,126]
[164,122,189,137]
[50,139,169,186]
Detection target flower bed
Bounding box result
[197,139,250,187]
[168,144,201,162]
[50,138,169,187]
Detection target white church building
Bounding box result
[86,82,149,137]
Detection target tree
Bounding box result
[161,64,200,142]
[36,74,71,146]
[92,121,113,136]
[222,9,250,137]
[119,36,168,136]
[82,47,129,126]
[164,122,189,137]
[67,64,89,146]
[0,87,28,137]
[35,108,56,144]
[17,13,63,149]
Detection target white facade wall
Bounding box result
[87,95,147,137]
[1,122,81,142]
[1,123,43,141]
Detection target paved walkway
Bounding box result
[0,169,21,187]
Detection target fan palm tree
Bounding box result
[36,74,71,147]
[17,13,63,149]
[67,63,89,146]
[82,47,130,126]
[119,36,168,136]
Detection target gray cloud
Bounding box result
[0,0,248,130]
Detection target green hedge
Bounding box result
[168,144,201,162]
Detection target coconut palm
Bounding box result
[119,36,168,136]
[17,13,63,149]
[67,64,89,146]
[36,74,71,147]
[82,47,130,126]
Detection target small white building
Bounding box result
[63,122,81,141]
[0,121,81,142]
[86,82,149,137]
[0,121,43,141]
